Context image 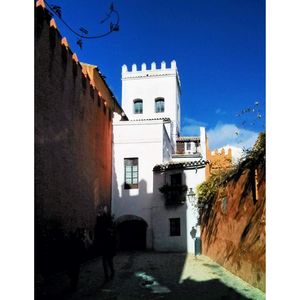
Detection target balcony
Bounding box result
[176,137,201,156]
[159,184,188,206]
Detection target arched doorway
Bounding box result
[116,215,148,251]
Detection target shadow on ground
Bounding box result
[36,276,250,300]
[166,277,251,300]
[35,252,257,300]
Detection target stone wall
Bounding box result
[201,165,265,291]
[206,147,233,177]
[35,2,118,271]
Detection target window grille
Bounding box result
[155,98,165,113]
[133,99,143,114]
[169,218,180,236]
[124,158,138,189]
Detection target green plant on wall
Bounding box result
[195,132,265,224]
[196,173,221,204]
[159,184,188,206]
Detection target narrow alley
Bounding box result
[36,252,265,300]
[34,2,266,299]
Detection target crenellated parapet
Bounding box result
[35,0,124,116]
[206,147,233,174]
[210,148,232,157]
[122,60,181,87]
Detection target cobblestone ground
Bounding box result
[36,252,265,300]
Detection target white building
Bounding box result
[112,61,207,253]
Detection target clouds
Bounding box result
[181,119,260,162]
[181,117,207,136]
[207,123,259,151]
[214,145,244,164]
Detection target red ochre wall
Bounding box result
[201,165,266,291]
[35,4,114,236]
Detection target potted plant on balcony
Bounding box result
[159,184,188,206]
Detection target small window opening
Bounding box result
[133,99,143,114]
[124,158,139,189]
[169,218,180,236]
[155,98,165,113]
[171,173,182,186]
[186,142,191,151]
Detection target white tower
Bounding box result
[121,60,181,149]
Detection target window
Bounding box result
[155,98,165,113]
[169,218,181,236]
[133,99,143,114]
[124,158,138,189]
[186,142,191,151]
[171,173,182,186]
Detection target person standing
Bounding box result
[102,222,116,282]
[95,213,116,282]
[66,228,86,291]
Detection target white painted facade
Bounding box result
[121,61,181,149]
[112,60,207,253]
[151,166,205,253]
[111,118,169,248]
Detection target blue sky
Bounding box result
[44,0,265,151]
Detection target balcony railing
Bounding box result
[159,184,188,206]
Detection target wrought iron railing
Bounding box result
[159,184,188,206]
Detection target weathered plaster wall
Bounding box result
[207,148,232,173]
[201,165,265,291]
[35,4,114,237]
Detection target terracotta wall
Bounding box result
[35,3,114,237]
[206,147,233,179]
[201,165,266,291]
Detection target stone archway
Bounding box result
[115,215,148,251]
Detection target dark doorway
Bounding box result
[117,219,147,251]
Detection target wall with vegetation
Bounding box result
[197,134,265,291]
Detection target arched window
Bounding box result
[133,99,143,114]
[155,98,165,113]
